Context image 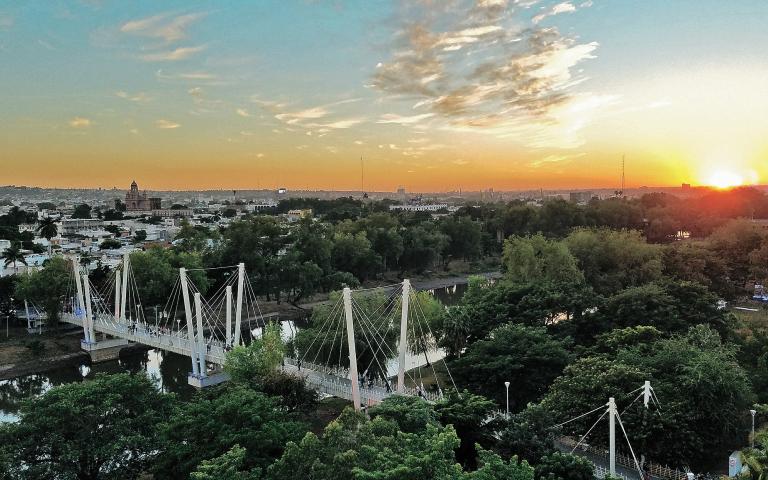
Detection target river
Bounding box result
[0,284,468,423]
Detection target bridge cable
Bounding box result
[570,408,609,454]
[352,297,402,388]
[553,404,606,429]
[351,291,418,386]
[351,299,394,390]
[615,409,645,477]
[409,291,444,396]
[300,294,343,365]
[411,289,459,395]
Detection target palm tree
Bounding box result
[37,218,58,241]
[741,431,768,479]
[2,242,27,274]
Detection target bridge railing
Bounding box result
[558,436,688,480]
[594,465,630,479]
[284,357,443,403]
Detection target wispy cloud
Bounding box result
[69,117,91,128]
[121,12,206,43]
[236,108,251,117]
[115,91,150,102]
[313,118,364,129]
[155,119,180,129]
[155,70,218,81]
[533,2,578,24]
[378,113,434,125]
[140,45,205,62]
[530,151,585,167]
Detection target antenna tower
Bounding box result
[621,155,626,196]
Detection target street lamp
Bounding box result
[504,381,511,420]
[751,409,757,448]
[7,297,13,338]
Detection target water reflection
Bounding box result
[428,283,468,306]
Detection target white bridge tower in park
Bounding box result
[55,255,455,403]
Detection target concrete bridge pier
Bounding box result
[81,337,130,362]
[187,369,230,389]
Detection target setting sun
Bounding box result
[707,170,744,189]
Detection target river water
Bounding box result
[0,284,467,423]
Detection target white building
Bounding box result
[389,204,448,212]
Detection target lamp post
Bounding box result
[504,381,511,420]
[7,297,13,338]
[751,409,757,448]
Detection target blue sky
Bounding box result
[2,0,768,190]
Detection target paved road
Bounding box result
[555,441,652,480]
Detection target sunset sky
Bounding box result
[2,1,768,192]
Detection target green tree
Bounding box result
[662,243,733,298]
[440,216,482,261]
[224,322,285,385]
[450,324,572,410]
[218,216,286,300]
[191,445,261,480]
[400,225,449,273]
[3,373,174,480]
[276,251,324,304]
[498,403,559,464]
[72,203,92,219]
[595,280,733,336]
[565,228,663,295]
[132,229,147,243]
[331,231,381,281]
[104,224,121,236]
[534,199,584,237]
[266,408,465,480]
[436,305,471,358]
[707,219,767,288]
[434,391,502,469]
[174,221,219,253]
[467,449,534,480]
[2,242,26,273]
[130,247,209,307]
[534,452,594,480]
[99,238,122,249]
[503,234,584,286]
[369,395,439,433]
[36,218,58,240]
[154,385,306,480]
[15,256,70,325]
[444,278,596,347]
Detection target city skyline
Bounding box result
[2,1,768,191]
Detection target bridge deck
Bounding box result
[62,314,441,406]
[62,313,228,364]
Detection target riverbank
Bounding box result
[0,328,150,381]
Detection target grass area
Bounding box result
[0,327,82,366]
[731,301,768,334]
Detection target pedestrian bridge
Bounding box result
[57,255,452,408]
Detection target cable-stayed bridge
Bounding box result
[56,255,452,408]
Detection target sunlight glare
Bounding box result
[707,170,744,189]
